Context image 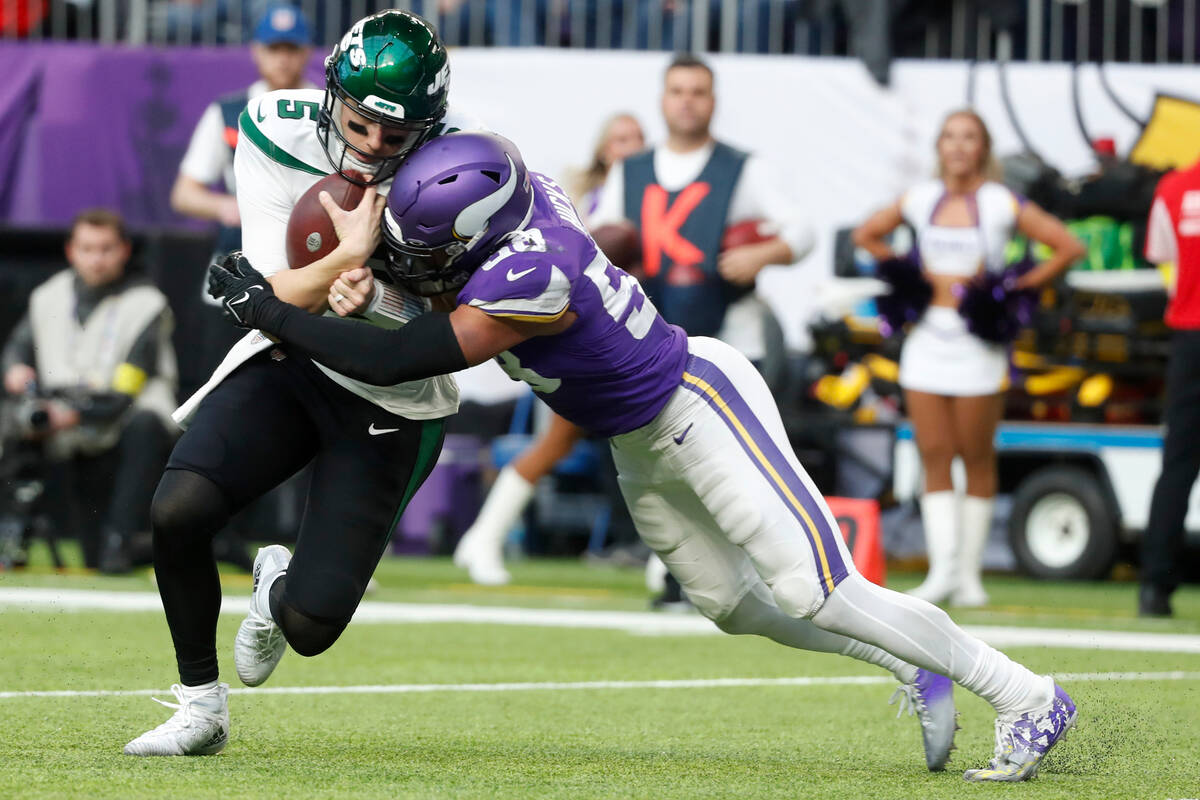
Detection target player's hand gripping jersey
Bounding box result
[456,173,689,437]
[176,88,480,424]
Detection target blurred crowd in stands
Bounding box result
[6,1,1198,70]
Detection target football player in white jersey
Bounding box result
[124,10,478,757]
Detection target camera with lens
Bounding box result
[0,386,67,570]
[9,394,52,438]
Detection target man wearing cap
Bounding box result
[171,2,315,328]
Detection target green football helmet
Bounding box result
[319,10,450,185]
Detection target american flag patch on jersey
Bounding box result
[375,285,429,325]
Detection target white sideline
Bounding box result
[2,671,1199,701]
[3,587,1200,652]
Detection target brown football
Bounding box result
[721,218,781,251]
[590,221,642,272]
[285,171,366,268]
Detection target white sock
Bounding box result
[181,680,219,695]
[460,465,535,556]
[716,586,918,684]
[813,573,1048,714]
[909,491,959,602]
[955,495,994,603]
[960,646,1054,715]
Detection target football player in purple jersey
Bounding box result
[208,131,1076,782]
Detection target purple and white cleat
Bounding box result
[964,682,1077,782]
[891,668,958,771]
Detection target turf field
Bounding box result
[2,551,1199,800]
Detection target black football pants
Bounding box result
[153,348,444,685]
[1143,329,1200,594]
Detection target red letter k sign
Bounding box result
[640,183,710,278]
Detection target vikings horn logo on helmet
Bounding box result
[452,154,518,241]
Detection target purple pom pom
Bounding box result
[958,264,1037,344]
[875,256,932,338]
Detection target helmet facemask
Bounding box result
[382,235,474,297]
[317,74,440,186]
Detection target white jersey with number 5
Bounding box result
[191,88,482,421]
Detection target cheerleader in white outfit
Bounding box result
[854,110,1084,606]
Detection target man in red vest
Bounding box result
[1140,158,1200,616]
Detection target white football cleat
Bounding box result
[124,683,229,756]
[234,544,290,687]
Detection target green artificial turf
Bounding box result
[2,554,1199,799]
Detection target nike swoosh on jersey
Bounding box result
[507,266,537,281]
[256,103,267,123]
[368,423,401,435]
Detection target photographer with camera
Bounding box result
[1,209,178,573]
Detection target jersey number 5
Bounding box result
[583,257,657,340]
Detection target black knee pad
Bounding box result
[151,469,231,559]
[270,580,350,657]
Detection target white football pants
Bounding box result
[612,337,1048,713]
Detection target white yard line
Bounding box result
[3,587,1200,653]
[2,671,1198,701]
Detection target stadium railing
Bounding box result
[1,0,1194,64]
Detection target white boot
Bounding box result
[908,491,959,605]
[124,682,229,756]
[453,465,534,586]
[951,495,993,607]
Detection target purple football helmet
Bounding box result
[382,131,534,296]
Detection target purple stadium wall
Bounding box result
[0,43,324,229]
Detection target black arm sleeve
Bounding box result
[260,300,468,386]
[1,314,35,372]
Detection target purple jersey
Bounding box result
[456,173,688,437]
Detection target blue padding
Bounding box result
[555,441,600,476]
[895,421,1163,451]
[493,389,602,475]
[587,504,613,554]
[508,392,535,435]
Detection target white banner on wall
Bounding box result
[447,49,1200,352]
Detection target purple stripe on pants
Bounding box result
[681,354,850,595]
